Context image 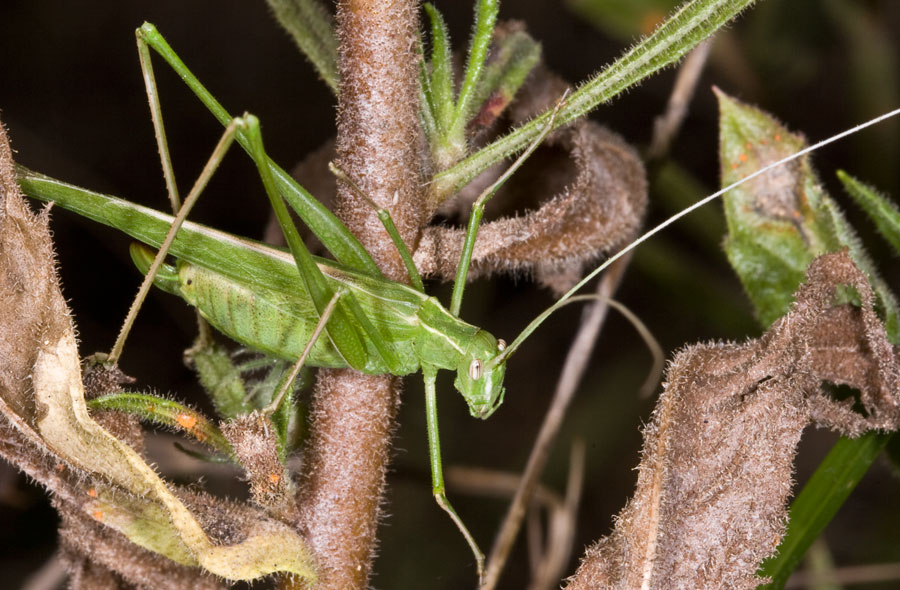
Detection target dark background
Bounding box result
[2,1,900,588]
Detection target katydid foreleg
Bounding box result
[423,364,486,577]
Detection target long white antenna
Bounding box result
[496,106,900,363]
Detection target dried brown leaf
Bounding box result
[414,117,647,295]
[565,250,900,590]
[57,502,224,590]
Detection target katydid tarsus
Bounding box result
[16,19,900,585]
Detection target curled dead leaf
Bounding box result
[0,121,316,584]
[566,250,900,590]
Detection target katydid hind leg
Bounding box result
[109,117,241,364]
[137,23,381,278]
[241,115,395,373]
[423,366,486,580]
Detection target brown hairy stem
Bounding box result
[293,0,422,588]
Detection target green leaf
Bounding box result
[423,3,456,137]
[466,25,541,133]
[434,0,759,199]
[451,0,500,140]
[185,335,254,420]
[717,90,899,338]
[838,170,900,255]
[88,392,235,459]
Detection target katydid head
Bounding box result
[454,331,507,420]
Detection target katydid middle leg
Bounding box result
[423,364,486,579]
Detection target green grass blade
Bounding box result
[423,3,455,137]
[265,0,339,94]
[137,23,380,277]
[757,432,891,589]
[450,0,499,141]
[433,0,757,198]
[838,170,900,254]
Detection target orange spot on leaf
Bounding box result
[88,488,98,498]
[92,510,104,521]
[739,153,748,163]
[268,473,281,484]
[176,413,198,431]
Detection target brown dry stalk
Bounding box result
[292,0,422,588]
[565,250,900,590]
[481,254,633,590]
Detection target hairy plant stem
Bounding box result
[292,0,422,588]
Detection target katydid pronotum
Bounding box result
[16,20,900,585]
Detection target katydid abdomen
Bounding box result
[124,228,506,418]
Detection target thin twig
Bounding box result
[647,40,712,161]
[481,254,633,590]
[529,438,586,590]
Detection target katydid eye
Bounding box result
[468,359,482,380]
